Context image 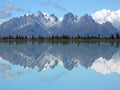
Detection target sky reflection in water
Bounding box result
[0,41,120,90]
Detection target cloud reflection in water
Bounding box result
[0,41,120,76]
[0,63,23,81]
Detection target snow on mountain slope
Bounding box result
[92,9,120,30]
[0,11,59,37]
[0,10,119,37]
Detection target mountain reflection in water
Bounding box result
[0,41,120,74]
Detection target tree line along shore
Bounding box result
[0,33,120,41]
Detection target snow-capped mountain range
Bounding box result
[0,9,120,37]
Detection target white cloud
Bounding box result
[0,63,23,81]
[92,9,120,29]
[91,57,120,74]
[0,2,23,19]
[40,71,66,84]
[40,0,67,12]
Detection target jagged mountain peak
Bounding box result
[102,21,113,25]
[61,12,79,25]
[64,12,74,18]
[79,14,96,24]
[35,11,43,17]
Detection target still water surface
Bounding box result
[0,41,120,90]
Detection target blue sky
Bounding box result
[0,0,120,22]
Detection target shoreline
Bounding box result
[0,38,120,42]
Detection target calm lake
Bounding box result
[0,41,120,90]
